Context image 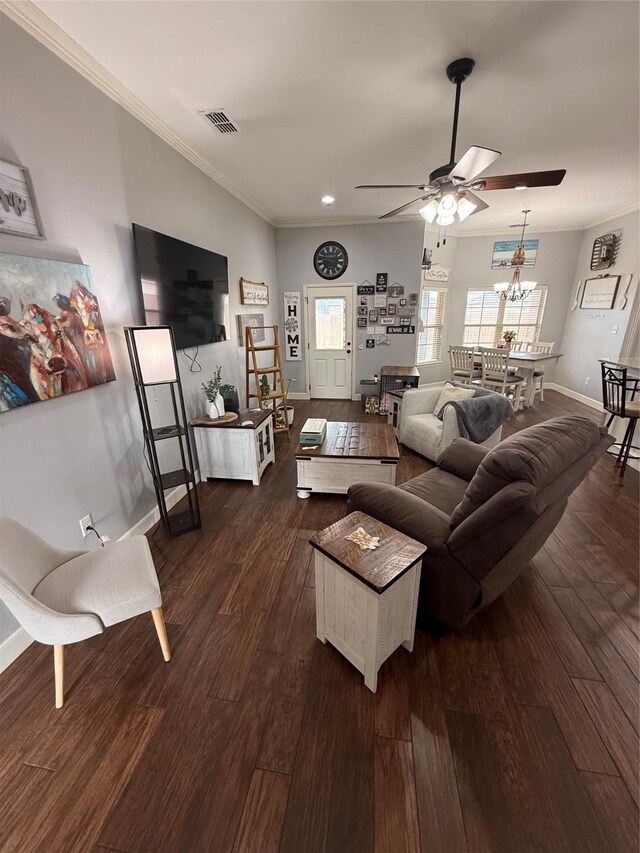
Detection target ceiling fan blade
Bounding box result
[461,190,489,215]
[356,184,428,189]
[448,146,501,183]
[378,194,435,219]
[476,169,567,191]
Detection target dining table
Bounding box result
[471,349,564,408]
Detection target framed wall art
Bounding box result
[238,313,265,346]
[580,275,620,310]
[239,277,269,306]
[492,239,538,269]
[0,252,115,411]
[0,159,45,239]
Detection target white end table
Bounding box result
[192,409,274,485]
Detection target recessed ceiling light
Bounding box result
[515,184,527,191]
[321,195,335,205]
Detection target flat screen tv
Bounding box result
[132,224,229,350]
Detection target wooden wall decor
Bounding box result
[239,278,269,305]
[0,159,45,239]
[590,233,619,271]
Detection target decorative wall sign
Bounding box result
[376,273,388,292]
[399,298,407,307]
[366,338,375,348]
[580,275,620,310]
[387,303,397,316]
[0,252,115,411]
[590,233,619,271]
[0,160,45,239]
[357,317,367,328]
[368,309,379,322]
[381,318,395,325]
[366,325,374,335]
[373,294,386,308]
[240,278,269,305]
[379,307,387,316]
[283,291,301,360]
[400,317,411,326]
[388,283,404,297]
[374,325,385,335]
[357,282,375,295]
[491,239,538,269]
[357,306,367,317]
[238,313,265,345]
[386,325,415,334]
[424,264,450,282]
[409,293,418,306]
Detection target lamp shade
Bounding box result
[129,327,177,384]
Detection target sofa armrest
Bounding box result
[400,387,441,418]
[437,438,489,482]
[347,482,451,554]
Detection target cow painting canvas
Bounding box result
[0,252,115,412]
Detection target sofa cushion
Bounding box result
[400,468,468,516]
[434,383,476,416]
[403,413,443,461]
[450,415,607,527]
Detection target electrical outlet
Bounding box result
[584,377,590,386]
[79,514,93,537]
[611,325,618,334]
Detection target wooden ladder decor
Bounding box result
[245,324,291,437]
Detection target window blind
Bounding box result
[463,286,548,347]
[416,288,447,363]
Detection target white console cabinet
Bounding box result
[192,409,274,485]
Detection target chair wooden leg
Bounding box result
[539,375,544,402]
[151,607,171,662]
[54,645,64,709]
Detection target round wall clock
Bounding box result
[313,241,348,280]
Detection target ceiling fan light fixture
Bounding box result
[437,194,458,217]
[457,196,477,221]
[419,200,438,223]
[436,213,455,227]
[321,195,335,205]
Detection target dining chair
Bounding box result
[480,348,526,409]
[0,518,171,708]
[601,362,639,485]
[449,345,481,384]
[526,341,555,402]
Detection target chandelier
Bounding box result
[494,209,537,301]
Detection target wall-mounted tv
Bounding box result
[132,224,229,350]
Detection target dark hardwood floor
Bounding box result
[0,391,638,853]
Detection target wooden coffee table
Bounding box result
[310,511,426,692]
[295,421,399,498]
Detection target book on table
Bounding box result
[300,418,327,445]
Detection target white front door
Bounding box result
[307,286,353,399]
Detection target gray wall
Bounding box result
[555,210,639,400]
[0,18,278,643]
[275,221,424,393]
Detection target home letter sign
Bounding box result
[284,292,302,361]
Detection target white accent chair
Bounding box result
[398,387,503,462]
[480,349,526,410]
[449,345,481,384]
[0,518,170,708]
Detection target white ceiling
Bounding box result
[28,1,640,230]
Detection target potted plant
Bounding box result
[277,378,296,426]
[502,330,517,351]
[202,366,225,419]
[259,374,271,398]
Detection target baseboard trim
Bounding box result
[546,383,603,412]
[287,392,310,401]
[0,475,200,675]
[0,626,34,673]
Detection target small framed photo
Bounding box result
[580,275,620,309]
[409,293,418,306]
[399,298,407,307]
[387,303,397,316]
[389,284,404,297]
[360,295,369,305]
[357,317,368,328]
[239,278,269,306]
[357,306,367,317]
[374,294,386,308]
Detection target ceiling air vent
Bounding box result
[200,109,240,134]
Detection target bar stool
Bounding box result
[601,362,639,485]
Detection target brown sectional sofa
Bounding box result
[347,415,614,629]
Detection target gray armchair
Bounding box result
[0,519,170,707]
[348,416,614,629]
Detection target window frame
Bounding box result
[415,286,447,365]
[462,285,548,348]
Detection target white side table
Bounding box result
[192,409,274,485]
[310,511,426,692]
[387,390,404,440]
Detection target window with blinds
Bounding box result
[463,286,548,347]
[416,288,447,363]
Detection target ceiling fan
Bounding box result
[356,57,566,225]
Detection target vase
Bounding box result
[503,342,511,351]
[208,393,225,419]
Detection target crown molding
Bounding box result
[583,202,640,230]
[0,0,277,226]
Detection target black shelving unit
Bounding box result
[125,325,201,537]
